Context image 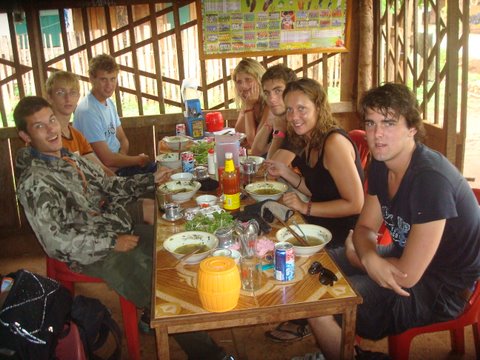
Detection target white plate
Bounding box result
[163,231,219,264]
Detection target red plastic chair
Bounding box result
[348,129,392,245]
[348,129,370,171]
[46,257,141,360]
[387,187,480,359]
[55,322,87,360]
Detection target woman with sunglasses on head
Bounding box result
[265,78,364,249]
[232,58,270,148]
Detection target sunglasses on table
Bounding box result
[308,261,338,286]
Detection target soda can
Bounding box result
[181,151,195,173]
[176,123,186,136]
[274,242,295,281]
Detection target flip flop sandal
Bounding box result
[265,321,311,343]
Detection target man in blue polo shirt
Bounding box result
[74,54,155,176]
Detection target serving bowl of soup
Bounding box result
[157,180,201,203]
[163,231,219,264]
[156,152,182,169]
[162,135,190,151]
[244,181,288,202]
[275,224,332,256]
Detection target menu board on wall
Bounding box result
[196,0,351,59]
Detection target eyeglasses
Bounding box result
[54,89,80,97]
[308,261,338,286]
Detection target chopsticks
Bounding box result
[171,248,201,267]
[271,213,309,246]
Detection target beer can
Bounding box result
[181,151,195,173]
[274,242,295,281]
[176,123,186,136]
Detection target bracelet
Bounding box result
[306,201,312,216]
[293,174,302,189]
[244,108,254,113]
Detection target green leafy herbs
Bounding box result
[190,141,214,165]
[185,211,234,234]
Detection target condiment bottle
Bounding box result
[222,152,240,211]
[208,148,216,177]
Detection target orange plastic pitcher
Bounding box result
[197,256,241,312]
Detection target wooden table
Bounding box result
[152,194,362,359]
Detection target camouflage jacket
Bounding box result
[16,147,154,271]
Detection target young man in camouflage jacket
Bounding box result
[14,96,171,308]
[14,96,232,359]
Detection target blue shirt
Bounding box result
[73,92,121,153]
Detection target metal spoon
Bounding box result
[292,220,308,245]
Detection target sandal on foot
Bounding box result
[265,321,311,343]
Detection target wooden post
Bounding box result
[357,0,373,105]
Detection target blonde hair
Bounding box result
[88,54,119,78]
[232,58,266,108]
[45,71,80,95]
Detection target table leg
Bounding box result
[155,326,170,359]
[340,306,358,360]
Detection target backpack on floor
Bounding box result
[70,295,122,360]
[0,269,72,360]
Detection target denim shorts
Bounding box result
[328,245,467,340]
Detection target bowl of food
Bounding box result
[157,180,201,203]
[244,181,288,202]
[276,224,332,256]
[156,153,181,169]
[163,231,219,264]
[170,172,194,181]
[239,156,265,173]
[195,194,218,207]
[163,135,190,151]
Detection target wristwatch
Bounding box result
[272,129,286,138]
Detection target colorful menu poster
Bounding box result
[198,0,349,58]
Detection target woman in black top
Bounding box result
[265,78,364,248]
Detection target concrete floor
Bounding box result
[1,230,477,359]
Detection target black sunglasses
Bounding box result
[308,261,338,286]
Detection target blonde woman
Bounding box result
[233,58,270,148]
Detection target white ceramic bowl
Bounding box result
[163,135,190,151]
[170,172,194,181]
[163,231,219,264]
[157,180,201,203]
[195,194,218,207]
[156,153,181,169]
[276,224,332,256]
[239,156,265,173]
[244,181,289,202]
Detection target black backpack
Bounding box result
[0,269,72,360]
[70,295,122,360]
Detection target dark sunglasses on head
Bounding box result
[308,261,338,286]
